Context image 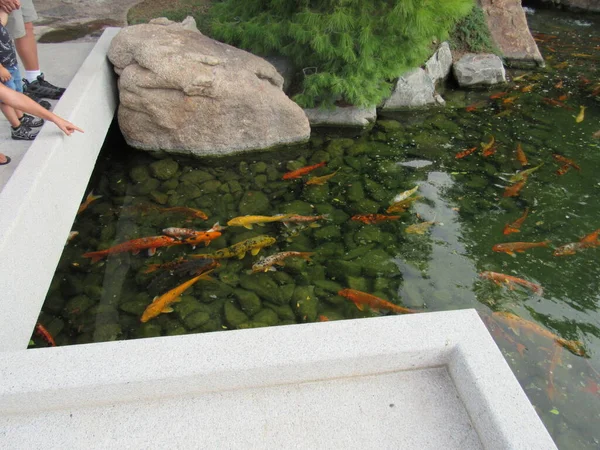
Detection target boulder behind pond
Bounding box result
[107,17,310,156]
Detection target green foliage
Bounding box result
[449,4,499,55]
[210,0,474,108]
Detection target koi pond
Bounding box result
[32,7,598,450]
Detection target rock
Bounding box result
[184,311,211,329]
[149,159,179,180]
[424,42,453,85]
[239,273,284,305]
[130,165,150,182]
[224,301,249,328]
[479,0,545,68]
[537,0,600,11]
[150,190,168,205]
[93,324,122,343]
[304,106,376,128]
[234,289,262,316]
[376,120,402,133]
[381,68,445,110]
[264,56,294,92]
[108,17,310,156]
[252,309,279,326]
[291,285,318,322]
[453,53,506,87]
[180,170,214,184]
[264,303,296,321]
[238,191,270,215]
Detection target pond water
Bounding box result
[32,7,598,449]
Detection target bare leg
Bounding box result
[14,22,39,71]
[0,104,22,127]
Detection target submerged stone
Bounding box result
[234,289,262,316]
[129,165,150,182]
[239,191,270,215]
[252,309,279,326]
[180,169,214,184]
[264,302,296,321]
[149,159,179,180]
[291,285,318,322]
[93,324,122,343]
[224,301,249,328]
[184,311,211,329]
[239,273,284,304]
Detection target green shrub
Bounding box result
[449,4,499,55]
[210,0,474,108]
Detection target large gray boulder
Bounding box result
[381,68,445,111]
[303,106,376,128]
[107,17,310,156]
[453,53,506,88]
[425,42,453,86]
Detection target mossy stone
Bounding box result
[238,322,269,329]
[161,178,179,191]
[360,250,401,277]
[314,225,341,241]
[239,273,284,305]
[136,323,162,338]
[303,185,329,203]
[234,289,262,315]
[364,178,388,202]
[250,161,268,174]
[317,242,344,258]
[347,182,365,202]
[184,311,211,329]
[65,294,95,315]
[344,156,362,170]
[266,167,280,181]
[285,233,313,252]
[150,190,169,205]
[353,199,380,214]
[108,175,127,196]
[83,284,103,300]
[150,159,179,180]
[130,165,150,183]
[328,260,362,280]
[264,302,296,320]
[174,297,203,320]
[281,200,314,215]
[271,271,295,285]
[253,309,279,326]
[314,279,343,294]
[180,170,214,184]
[228,180,242,194]
[224,301,249,328]
[239,191,270,215]
[377,120,402,132]
[133,178,160,195]
[166,326,187,336]
[201,180,222,193]
[177,181,203,199]
[347,276,370,291]
[254,174,268,189]
[309,150,330,164]
[279,284,296,303]
[93,324,122,343]
[291,285,318,322]
[326,138,354,155]
[355,225,382,244]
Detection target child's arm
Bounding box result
[0,83,83,135]
[0,11,8,26]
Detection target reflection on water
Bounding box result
[32,7,599,450]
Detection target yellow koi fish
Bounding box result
[227,214,292,229]
[509,163,543,183]
[405,220,435,235]
[191,235,277,260]
[77,191,102,214]
[391,186,419,204]
[480,136,495,153]
[140,271,213,322]
[575,105,586,123]
[306,170,339,186]
[386,196,422,214]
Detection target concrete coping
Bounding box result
[0,310,556,448]
[0,28,119,351]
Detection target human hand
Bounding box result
[53,117,84,136]
[0,66,11,82]
[0,0,21,14]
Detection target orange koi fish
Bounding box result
[455,146,478,159]
[552,154,580,171]
[306,169,339,186]
[516,143,528,166]
[338,289,418,315]
[556,164,570,176]
[546,345,563,401]
[557,94,568,101]
[480,136,495,153]
[542,97,574,110]
[521,84,535,93]
[318,315,330,322]
[141,271,213,322]
[281,214,330,226]
[481,314,526,357]
[251,251,314,273]
[553,229,600,256]
[503,179,526,197]
[161,206,208,220]
[480,271,543,295]
[490,91,508,100]
[554,80,564,89]
[282,161,327,180]
[83,231,221,263]
[77,191,102,214]
[492,311,586,357]
[34,323,56,347]
[503,208,529,235]
[482,146,497,157]
[492,241,550,256]
[387,196,422,214]
[503,96,518,105]
[465,102,484,112]
[351,214,402,224]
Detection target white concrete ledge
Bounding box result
[0,28,119,352]
[0,310,556,449]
